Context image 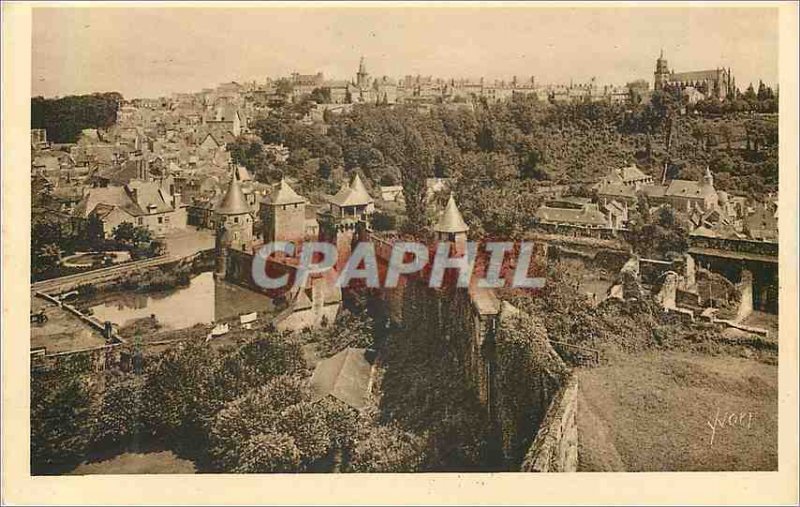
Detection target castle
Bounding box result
[653,50,735,100]
[211,169,553,419]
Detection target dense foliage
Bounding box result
[30,369,96,474]
[235,91,777,242]
[32,92,123,143]
[493,309,568,466]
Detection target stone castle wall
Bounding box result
[521,375,579,472]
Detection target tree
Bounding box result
[235,433,302,473]
[34,243,61,275]
[31,374,95,474]
[277,401,332,465]
[112,222,152,249]
[743,83,757,102]
[91,374,145,449]
[399,128,433,234]
[627,205,690,259]
[310,87,332,104]
[209,374,312,471]
[275,78,294,97]
[347,424,427,472]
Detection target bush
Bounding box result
[235,433,302,473]
[91,374,145,448]
[347,424,427,472]
[31,375,95,474]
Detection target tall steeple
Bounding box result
[655,49,670,90]
[703,166,714,187]
[356,56,369,88]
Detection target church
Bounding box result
[653,51,735,100]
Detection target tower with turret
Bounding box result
[319,173,374,271]
[213,166,253,277]
[433,195,469,257]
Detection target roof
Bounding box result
[310,348,372,410]
[434,195,469,233]
[535,204,607,227]
[597,182,636,198]
[668,69,723,83]
[665,179,716,199]
[127,180,174,214]
[328,173,374,208]
[75,186,133,218]
[214,169,251,215]
[469,286,501,316]
[620,165,651,182]
[75,182,172,218]
[598,165,651,186]
[236,165,253,182]
[262,178,306,206]
[690,225,717,238]
[641,185,666,198]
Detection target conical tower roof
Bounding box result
[328,173,374,207]
[434,195,469,234]
[263,177,305,206]
[350,173,370,199]
[215,167,250,215]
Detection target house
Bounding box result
[744,205,778,242]
[603,200,629,230]
[597,164,654,188]
[425,177,452,200]
[379,185,404,202]
[662,168,718,212]
[534,203,610,229]
[75,178,186,238]
[596,182,637,206]
[199,133,223,151]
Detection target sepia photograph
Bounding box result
[2,1,798,505]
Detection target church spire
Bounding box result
[703,166,714,187]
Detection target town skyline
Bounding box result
[32,6,779,99]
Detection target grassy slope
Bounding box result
[577,349,777,471]
[69,450,196,475]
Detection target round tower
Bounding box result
[214,166,253,257]
[434,195,469,256]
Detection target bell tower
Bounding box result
[654,49,670,91]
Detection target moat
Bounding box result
[87,271,278,331]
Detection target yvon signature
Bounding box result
[706,407,754,446]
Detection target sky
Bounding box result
[32,5,780,99]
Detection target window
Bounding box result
[234,216,239,224]
[137,218,143,225]
[158,217,163,224]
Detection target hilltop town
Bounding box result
[30,52,779,475]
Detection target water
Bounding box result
[89,271,278,331]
